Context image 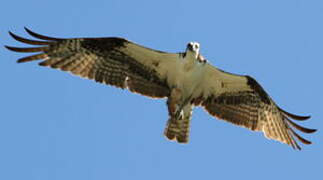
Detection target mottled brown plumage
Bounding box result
[6,28,170,98]
[5,28,316,150]
[201,75,315,150]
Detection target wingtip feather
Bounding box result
[4,45,13,51]
[286,118,317,134]
[8,31,50,45]
[278,107,311,121]
[290,128,313,145]
[24,27,63,41]
[16,53,48,63]
[4,46,48,53]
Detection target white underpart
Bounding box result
[159,46,203,98]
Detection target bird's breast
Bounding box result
[166,61,206,98]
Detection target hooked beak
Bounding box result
[187,43,193,51]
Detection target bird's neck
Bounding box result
[183,52,198,72]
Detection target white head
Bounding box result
[186,42,200,58]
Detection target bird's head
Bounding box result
[186,42,200,58]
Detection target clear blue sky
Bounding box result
[1,0,322,179]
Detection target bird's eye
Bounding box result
[194,44,199,49]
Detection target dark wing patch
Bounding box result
[202,79,316,150]
[246,76,271,104]
[5,28,170,98]
[202,92,261,131]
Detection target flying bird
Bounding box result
[5,28,316,150]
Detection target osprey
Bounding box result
[6,28,316,150]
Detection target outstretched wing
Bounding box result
[5,28,181,98]
[200,65,316,150]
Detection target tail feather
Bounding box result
[164,116,190,143]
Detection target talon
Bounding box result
[174,110,183,120]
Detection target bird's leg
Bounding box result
[174,97,192,120]
[167,88,183,119]
[168,88,193,120]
